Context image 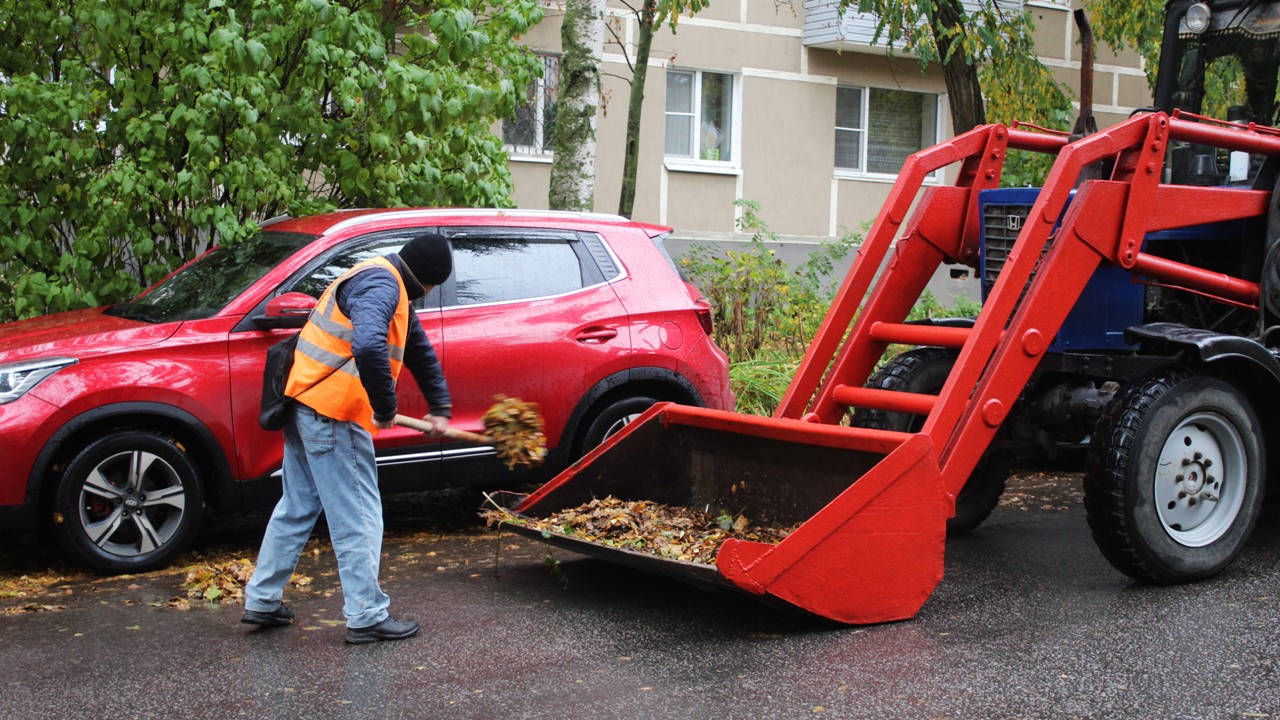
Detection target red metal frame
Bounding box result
[516,112,1278,624]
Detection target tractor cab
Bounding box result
[1155,0,1280,186]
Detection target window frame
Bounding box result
[834,84,944,182]
[437,228,622,311]
[663,68,742,170]
[282,229,443,312]
[503,53,560,158]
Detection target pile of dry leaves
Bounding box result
[184,559,256,603]
[482,395,547,469]
[182,558,313,604]
[483,496,797,564]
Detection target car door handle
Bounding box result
[574,327,618,343]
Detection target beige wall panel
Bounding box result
[806,50,946,95]
[1052,64,1080,99]
[746,1,804,29]
[665,172,739,231]
[648,25,800,74]
[589,67,633,216]
[1028,7,1068,62]
[508,161,552,209]
[1095,41,1143,70]
[1063,26,1143,69]
[523,7,563,47]
[1118,73,1153,109]
[739,76,833,237]
[1094,110,1129,130]
[680,0,739,23]
[835,180,894,238]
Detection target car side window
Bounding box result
[289,234,439,310]
[451,238,584,306]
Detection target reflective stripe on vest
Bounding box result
[285,256,410,432]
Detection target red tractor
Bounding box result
[504,0,1280,624]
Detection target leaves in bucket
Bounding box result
[483,496,797,564]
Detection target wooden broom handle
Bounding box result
[393,414,494,446]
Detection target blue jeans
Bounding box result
[245,404,391,629]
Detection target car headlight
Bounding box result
[0,357,78,405]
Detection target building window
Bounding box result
[504,53,559,156]
[665,70,735,162]
[835,85,940,175]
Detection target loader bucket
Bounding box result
[508,402,950,625]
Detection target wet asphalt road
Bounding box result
[1,475,1278,720]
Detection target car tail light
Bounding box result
[694,299,714,336]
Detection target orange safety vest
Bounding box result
[285,256,410,432]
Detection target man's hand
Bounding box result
[423,414,450,439]
[374,417,396,431]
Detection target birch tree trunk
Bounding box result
[548,0,606,211]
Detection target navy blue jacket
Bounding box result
[335,254,451,424]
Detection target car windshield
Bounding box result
[108,231,316,323]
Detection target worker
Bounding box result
[241,232,454,644]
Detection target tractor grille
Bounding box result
[981,203,1046,296]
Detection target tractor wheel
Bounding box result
[852,347,1011,535]
[1084,369,1264,584]
[52,430,204,574]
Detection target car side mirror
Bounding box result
[255,292,317,329]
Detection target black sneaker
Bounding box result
[345,616,420,644]
[241,604,295,627]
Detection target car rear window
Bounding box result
[649,232,690,282]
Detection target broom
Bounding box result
[394,395,547,469]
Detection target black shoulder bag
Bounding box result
[259,333,300,431]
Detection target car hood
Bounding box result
[0,308,180,364]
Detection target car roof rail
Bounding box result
[321,208,631,236]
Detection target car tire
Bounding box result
[577,396,659,457]
[852,347,1011,535]
[1084,369,1263,584]
[52,430,204,574]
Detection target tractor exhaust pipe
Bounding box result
[1071,9,1098,141]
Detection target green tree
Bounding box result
[614,0,709,219]
[0,0,544,320]
[1086,0,1164,88]
[845,0,1071,135]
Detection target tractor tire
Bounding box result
[852,347,1011,535]
[1084,369,1264,584]
[52,430,204,574]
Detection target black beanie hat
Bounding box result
[399,232,453,286]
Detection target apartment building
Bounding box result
[501,0,1150,247]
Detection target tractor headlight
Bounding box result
[0,357,77,405]
[1184,2,1211,34]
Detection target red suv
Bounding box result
[0,209,733,573]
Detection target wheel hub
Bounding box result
[1154,412,1244,547]
[1179,464,1206,495]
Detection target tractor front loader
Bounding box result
[506,112,1279,624]
[504,1,1280,625]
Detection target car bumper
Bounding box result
[0,393,65,524]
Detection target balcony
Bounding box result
[803,0,1025,53]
